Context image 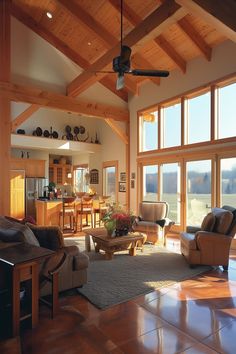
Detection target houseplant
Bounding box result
[102,204,135,237]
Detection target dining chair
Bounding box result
[59,197,76,232]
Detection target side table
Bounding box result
[0,243,54,337]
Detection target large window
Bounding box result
[218,82,236,139]
[187,92,210,144]
[220,157,236,206]
[186,160,212,226]
[163,102,181,148]
[74,166,89,193]
[143,165,158,201]
[138,76,236,154]
[103,164,117,202]
[139,111,158,152]
[160,163,181,223]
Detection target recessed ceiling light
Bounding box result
[46,12,53,19]
[87,42,92,46]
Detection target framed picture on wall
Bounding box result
[90,169,99,184]
[120,172,126,182]
[131,179,135,189]
[119,182,126,192]
[131,172,136,180]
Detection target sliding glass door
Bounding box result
[220,157,236,207]
[186,160,212,226]
[160,163,181,224]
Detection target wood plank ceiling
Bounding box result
[11,0,227,104]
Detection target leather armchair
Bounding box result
[180,205,236,270]
[133,201,174,245]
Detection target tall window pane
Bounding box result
[143,165,158,201]
[103,166,116,202]
[74,167,89,193]
[163,103,181,148]
[161,163,181,224]
[188,92,210,144]
[186,160,211,226]
[218,83,236,139]
[140,112,158,152]
[221,157,236,206]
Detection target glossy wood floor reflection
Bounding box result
[2,237,236,354]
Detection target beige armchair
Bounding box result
[133,201,174,245]
[180,206,236,270]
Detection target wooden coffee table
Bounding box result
[84,228,147,260]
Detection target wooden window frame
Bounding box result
[137,73,236,157]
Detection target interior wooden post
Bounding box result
[0,0,11,215]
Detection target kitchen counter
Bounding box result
[35,199,80,226]
[36,200,62,226]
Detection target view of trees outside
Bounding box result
[143,165,158,201]
[103,166,116,201]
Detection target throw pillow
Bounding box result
[0,217,40,246]
[201,212,216,232]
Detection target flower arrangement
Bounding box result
[102,204,135,236]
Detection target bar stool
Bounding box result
[59,197,76,232]
[99,196,110,226]
[75,196,93,231]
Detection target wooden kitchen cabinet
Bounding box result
[49,164,72,185]
[11,158,46,178]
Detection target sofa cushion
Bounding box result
[27,224,65,250]
[0,216,40,246]
[201,212,215,232]
[212,208,233,234]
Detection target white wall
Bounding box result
[129,40,236,212]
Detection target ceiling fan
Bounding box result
[96,0,170,90]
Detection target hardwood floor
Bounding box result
[1,237,236,354]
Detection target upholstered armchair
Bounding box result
[133,201,174,245]
[180,205,236,270]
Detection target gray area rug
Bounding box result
[64,236,211,309]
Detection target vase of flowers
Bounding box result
[102,204,135,237]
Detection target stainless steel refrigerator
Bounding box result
[25,177,48,219]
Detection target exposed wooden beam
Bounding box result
[67,0,186,97]
[11,104,40,132]
[176,0,236,42]
[178,17,212,61]
[154,35,186,73]
[105,119,128,144]
[10,3,127,102]
[0,0,11,215]
[0,81,129,122]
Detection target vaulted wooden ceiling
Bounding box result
[11,0,234,105]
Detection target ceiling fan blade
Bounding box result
[116,73,125,90]
[130,69,170,77]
